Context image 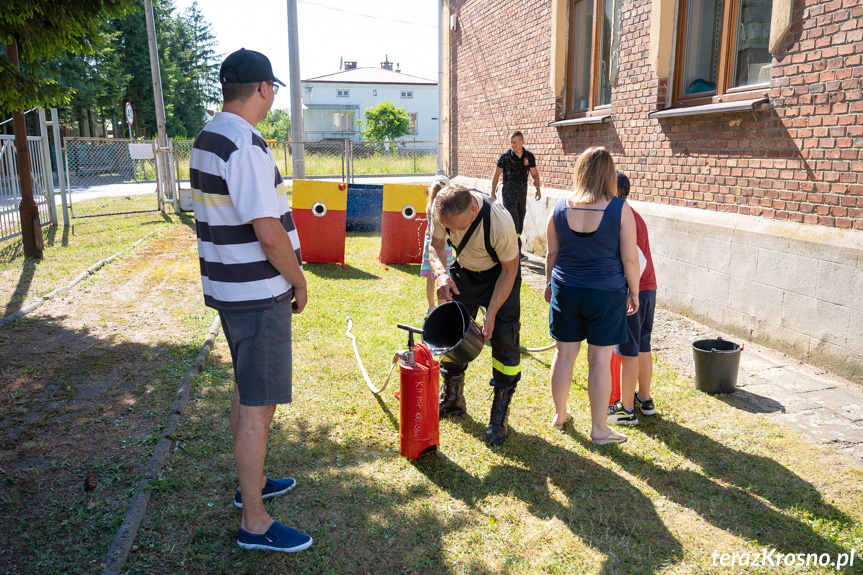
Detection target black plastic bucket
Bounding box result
[692,337,742,394]
[422,301,484,364]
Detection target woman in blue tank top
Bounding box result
[543,147,641,444]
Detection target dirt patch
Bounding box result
[0,222,213,574]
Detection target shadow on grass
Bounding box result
[387,263,422,275]
[607,418,859,558]
[415,414,684,574]
[44,223,70,248]
[2,260,37,316]
[131,409,458,574]
[0,314,205,575]
[304,262,380,281]
[128,376,861,575]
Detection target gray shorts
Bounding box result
[219,296,293,406]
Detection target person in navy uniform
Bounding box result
[491,130,541,259]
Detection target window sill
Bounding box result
[548,114,611,127]
[648,97,769,119]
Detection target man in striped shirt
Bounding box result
[190,48,311,553]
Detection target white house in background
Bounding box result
[301,57,437,143]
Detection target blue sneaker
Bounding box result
[237,521,312,552]
[234,477,296,509]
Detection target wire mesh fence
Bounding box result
[349,139,437,178]
[173,138,437,188]
[64,137,161,219]
[0,135,54,243]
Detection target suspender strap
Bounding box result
[482,195,499,264]
[446,192,499,264]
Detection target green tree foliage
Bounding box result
[0,0,137,110]
[184,1,220,106]
[106,0,219,139]
[358,100,411,151]
[2,0,220,139]
[257,108,291,141]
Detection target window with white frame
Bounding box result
[400,90,413,98]
[674,0,772,103]
[564,0,619,116]
[409,113,417,134]
[333,112,354,132]
[337,89,350,97]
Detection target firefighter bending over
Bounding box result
[427,184,521,445]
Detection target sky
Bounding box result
[172,0,440,110]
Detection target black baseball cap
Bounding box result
[220,48,285,86]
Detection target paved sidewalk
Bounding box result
[520,253,863,469]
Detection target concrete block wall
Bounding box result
[454,177,863,383]
[637,200,863,382]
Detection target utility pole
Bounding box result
[437,0,444,175]
[143,0,172,211]
[5,40,43,259]
[287,0,305,179]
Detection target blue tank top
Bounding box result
[551,195,626,293]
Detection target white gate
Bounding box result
[0,109,58,243]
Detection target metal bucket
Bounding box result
[422,300,484,364]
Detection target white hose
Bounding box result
[475,306,555,353]
[345,317,399,395]
[521,342,556,352]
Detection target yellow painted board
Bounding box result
[382,183,429,213]
[292,180,348,211]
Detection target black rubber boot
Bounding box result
[439,371,466,418]
[486,387,516,445]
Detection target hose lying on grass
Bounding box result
[346,311,555,397]
[345,317,400,395]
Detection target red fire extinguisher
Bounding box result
[396,324,439,461]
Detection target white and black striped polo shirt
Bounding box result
[190,112,302,311]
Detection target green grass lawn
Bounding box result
[0,196,172,316]
[127,234,863,575]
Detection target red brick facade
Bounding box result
[447,0,863,229]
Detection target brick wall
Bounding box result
[448,0,863,230]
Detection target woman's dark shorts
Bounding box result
[218,296,293,406]
[615,289,656,357]
[549,281,627,346]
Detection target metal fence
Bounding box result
[0,134,54,243]
[173,138,437,188]
[64,137,162,219]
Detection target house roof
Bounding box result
[302,67,436,86]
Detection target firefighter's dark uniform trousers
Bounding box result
[441,261,521,389]
[501,181,528,237]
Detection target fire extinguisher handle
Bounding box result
[396,323,424,335]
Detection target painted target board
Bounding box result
[379,183,429,264]
[292,180,347,264]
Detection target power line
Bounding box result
[297,0,436,28]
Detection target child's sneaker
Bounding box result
[606,400,639,425]
[634,393,657,415]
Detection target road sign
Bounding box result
[125,102,134,125]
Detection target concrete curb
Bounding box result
[0,224,169,328]
[100,315,222,575]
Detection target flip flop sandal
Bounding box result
[552,414,572,431]
[591,430,628,445]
